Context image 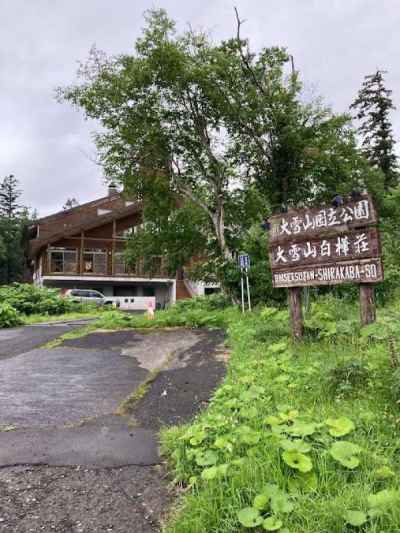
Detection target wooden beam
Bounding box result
[112,220,117,275]
[54,236,127,242]
[360,284,376,326]
[80,231,84,274]
[288,287,303,340]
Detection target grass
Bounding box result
[153,296,400,533]
[22,309,102,325]
[42,324,98,348]
[31,293,400,531]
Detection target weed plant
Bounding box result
[154,295,400,533]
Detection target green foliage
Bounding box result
[0,302,22,328]
[329,441,361,469]
[351,70,398,190]
[152,295,400,532]
[93,299,235,331]
[0,175,22,218]
[0,283,81,317]
[328,360,371,397]
[0,217,27,284]
[0,175,33,285]
[59,9,372,297]
[343,510,368,527]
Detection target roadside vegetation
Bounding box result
[3,282,400,531]
[151,295,400,533]
[0,283,101,328]
[78,294,400,533]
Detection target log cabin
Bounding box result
[28,185,218,308]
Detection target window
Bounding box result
[114,252,134,275]
[83,248,107,274]
[48,247,77,274]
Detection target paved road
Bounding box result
[0,323,226,532]
[0,320,93,361]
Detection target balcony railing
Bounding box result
[44,249,169,279]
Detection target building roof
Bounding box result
[29,192,142,257]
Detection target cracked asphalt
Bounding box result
[0,322,226,532]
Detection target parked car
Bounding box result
[64,289,115,307]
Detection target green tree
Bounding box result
[351,70,398,191]
[0,175,29,284]
[59,10,248,292]
[59,9,371,297]
[0,175,22,218]
[215,12,372,211]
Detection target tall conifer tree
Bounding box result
[0,174,22,218]
[351,70,398,190]
[0,175,27,284]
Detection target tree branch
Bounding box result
[234,7,267,96]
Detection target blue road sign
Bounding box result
[238,254,250,269]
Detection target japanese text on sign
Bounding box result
[270,229,379,268]
[268,194,382,288]
[269,196,377,243]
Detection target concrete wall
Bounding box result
[41,278,175,309]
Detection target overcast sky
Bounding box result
[1,0,399,217]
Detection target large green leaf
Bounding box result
[329,441,361,469]
[343,510,367,527]
[268,342,288,354]
[236,425,261,445]
[201,466,218,480]
[282,450,313,472]
[253,493,270,511]
[271,493,294,515]
[195,450,218,466]
[285,421,317,437]
[201,463,229,481]
[374,465,395,479]
[280,438,311,453]
[237,507,263,528]
[262,516,283,531]
[325,417,355,437]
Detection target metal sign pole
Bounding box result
[241,269,245,314]
[245,267,251,311]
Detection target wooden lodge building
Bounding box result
[28,185,216,307]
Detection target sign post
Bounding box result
[288,287,303,340]
[245,269,252,312]
[360,284,376,325]
[268,194,383,338]
[238,254,251,313]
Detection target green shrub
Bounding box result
[173,294,231,312]
[0,283,78,316]
[0,302,22,328]
[159,296,400,533]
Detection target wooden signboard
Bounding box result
[268,194,383,338]
[269,197,378,243]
